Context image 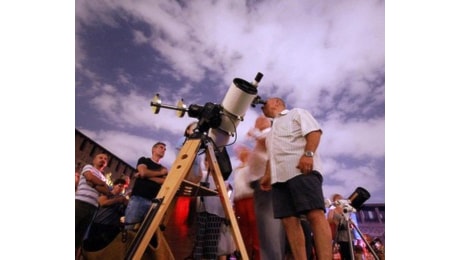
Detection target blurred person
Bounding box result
[191,155,235,260]
[327,193,354,260]
[247,115,287,260]
[229,145,260,260]
[124,142,168,230]
[259,97,332,260]
[359,233,378,260]
[176,121,202,184]
[354,234,382,260]
[83,178,129,252]
[174,121,203,230]
[75,153,111,259]
[370,237,384,260]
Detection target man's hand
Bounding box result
[118,196,129,205]
[159,167,168,177]
[93,183,111,196]
[297,155,313,174]
[260,160,272,191]
[259,173,272,191]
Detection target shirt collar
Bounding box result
[261,127,271,134]
[277,109,289,117]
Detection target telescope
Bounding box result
[151,72,265,180]
[326,187,381,260]
[325,187,371,211]
[83,73,267,260]
[347,186,371,210]
[150,72,265,148]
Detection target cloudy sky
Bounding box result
[75,0,385,203]
[7,1,460,258]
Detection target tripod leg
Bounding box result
[205,144,249,260]
[332,222,340,258]
[345,220,355,260]
[349,221,380,260]
[126,139,202,260]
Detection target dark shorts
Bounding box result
[272,171,326,218]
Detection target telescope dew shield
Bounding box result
[347,187,371,210]
[219,78,258,135]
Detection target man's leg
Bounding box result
[307,209,332,260]
[282,216,306,260]
[124,196,152,230]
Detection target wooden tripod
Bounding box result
[125,136,249,260]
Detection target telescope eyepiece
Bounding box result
[251,95,266,107]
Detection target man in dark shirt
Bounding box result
[124,142,168,230]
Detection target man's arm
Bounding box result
[259,160,272,191]
[83,171,111,195]
[304,130,322,153]
[297,130,322,174]
[136,164,168,183]
[98,194,128,207]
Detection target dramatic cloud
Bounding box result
[76,0,384,202]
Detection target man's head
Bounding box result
[92,153,108,169]
[184,121,198,137]
[152,142,167,159]
[331,193,343,202]
[261,97,286,118]
[112,178,127,194]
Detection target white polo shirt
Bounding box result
[266,108,323,184]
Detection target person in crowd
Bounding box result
[176,121,202,184]
[259,97,332,260]
[370,236,385,260]
[247,115,286,260]
[357,233,380,260]
[327,193,354,260]
[75,171,80,192]
[229,145,260,260]
[174,121,202,229]
[75,153,111,259]
[191,155,235,260]
[83,178,129,251]
[124,142,168,230]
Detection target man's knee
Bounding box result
[306,209,326,223]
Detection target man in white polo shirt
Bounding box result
[260,97,332,260]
